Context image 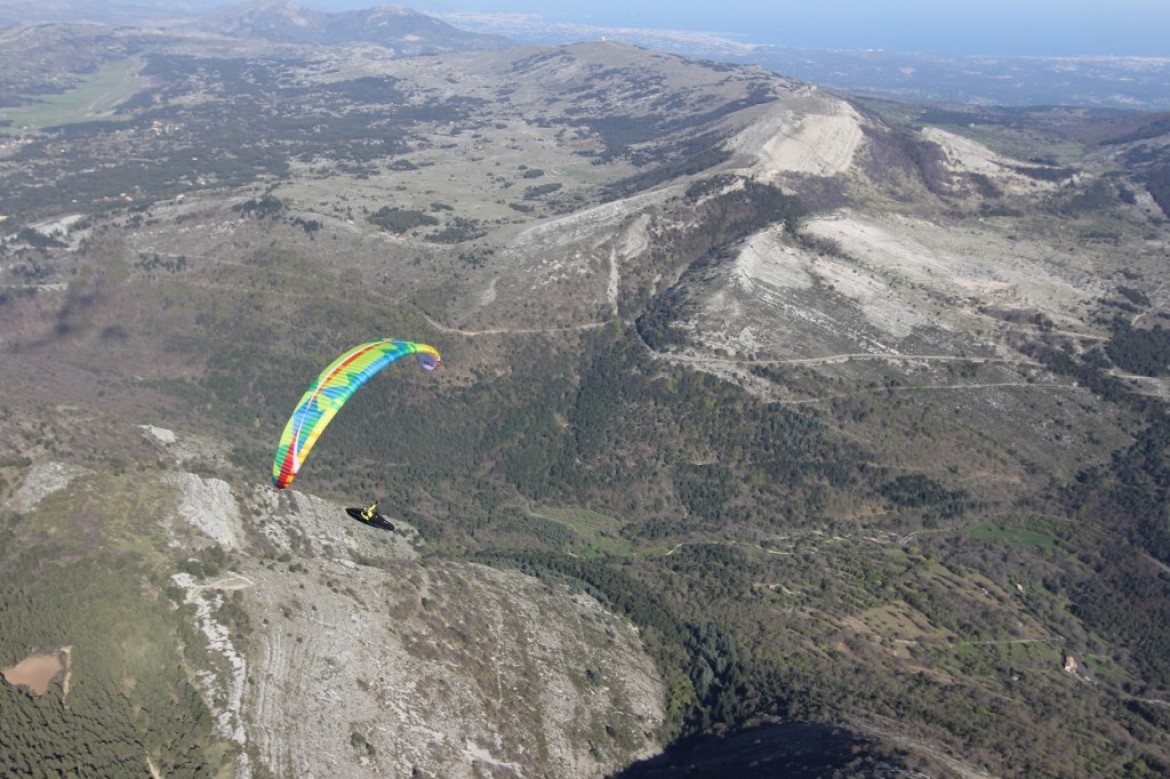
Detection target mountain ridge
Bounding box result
[189,0,513,52]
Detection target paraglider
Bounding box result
[346,502,394,531]
[359,499,380,521]
[271,339,440,490]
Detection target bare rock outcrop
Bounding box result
[164,465,665,779]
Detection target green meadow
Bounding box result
[0,58,145,132]
[968,521,1058,549]
[529,506,634,557]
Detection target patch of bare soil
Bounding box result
[2,649,64,696]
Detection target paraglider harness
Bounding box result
[345,503,394,531]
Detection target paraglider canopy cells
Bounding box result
[272,339,440,489]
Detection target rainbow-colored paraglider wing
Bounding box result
[272,339,440,489]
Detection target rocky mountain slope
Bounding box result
[3,432,665,779]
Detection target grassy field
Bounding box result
[968,521,1058,549]
[0,57,145,132]
[529,506,634,557]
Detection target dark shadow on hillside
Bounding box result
[609,721,898,779]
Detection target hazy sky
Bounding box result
[325,0,1170,57]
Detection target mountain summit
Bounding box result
[195,1,512,52]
